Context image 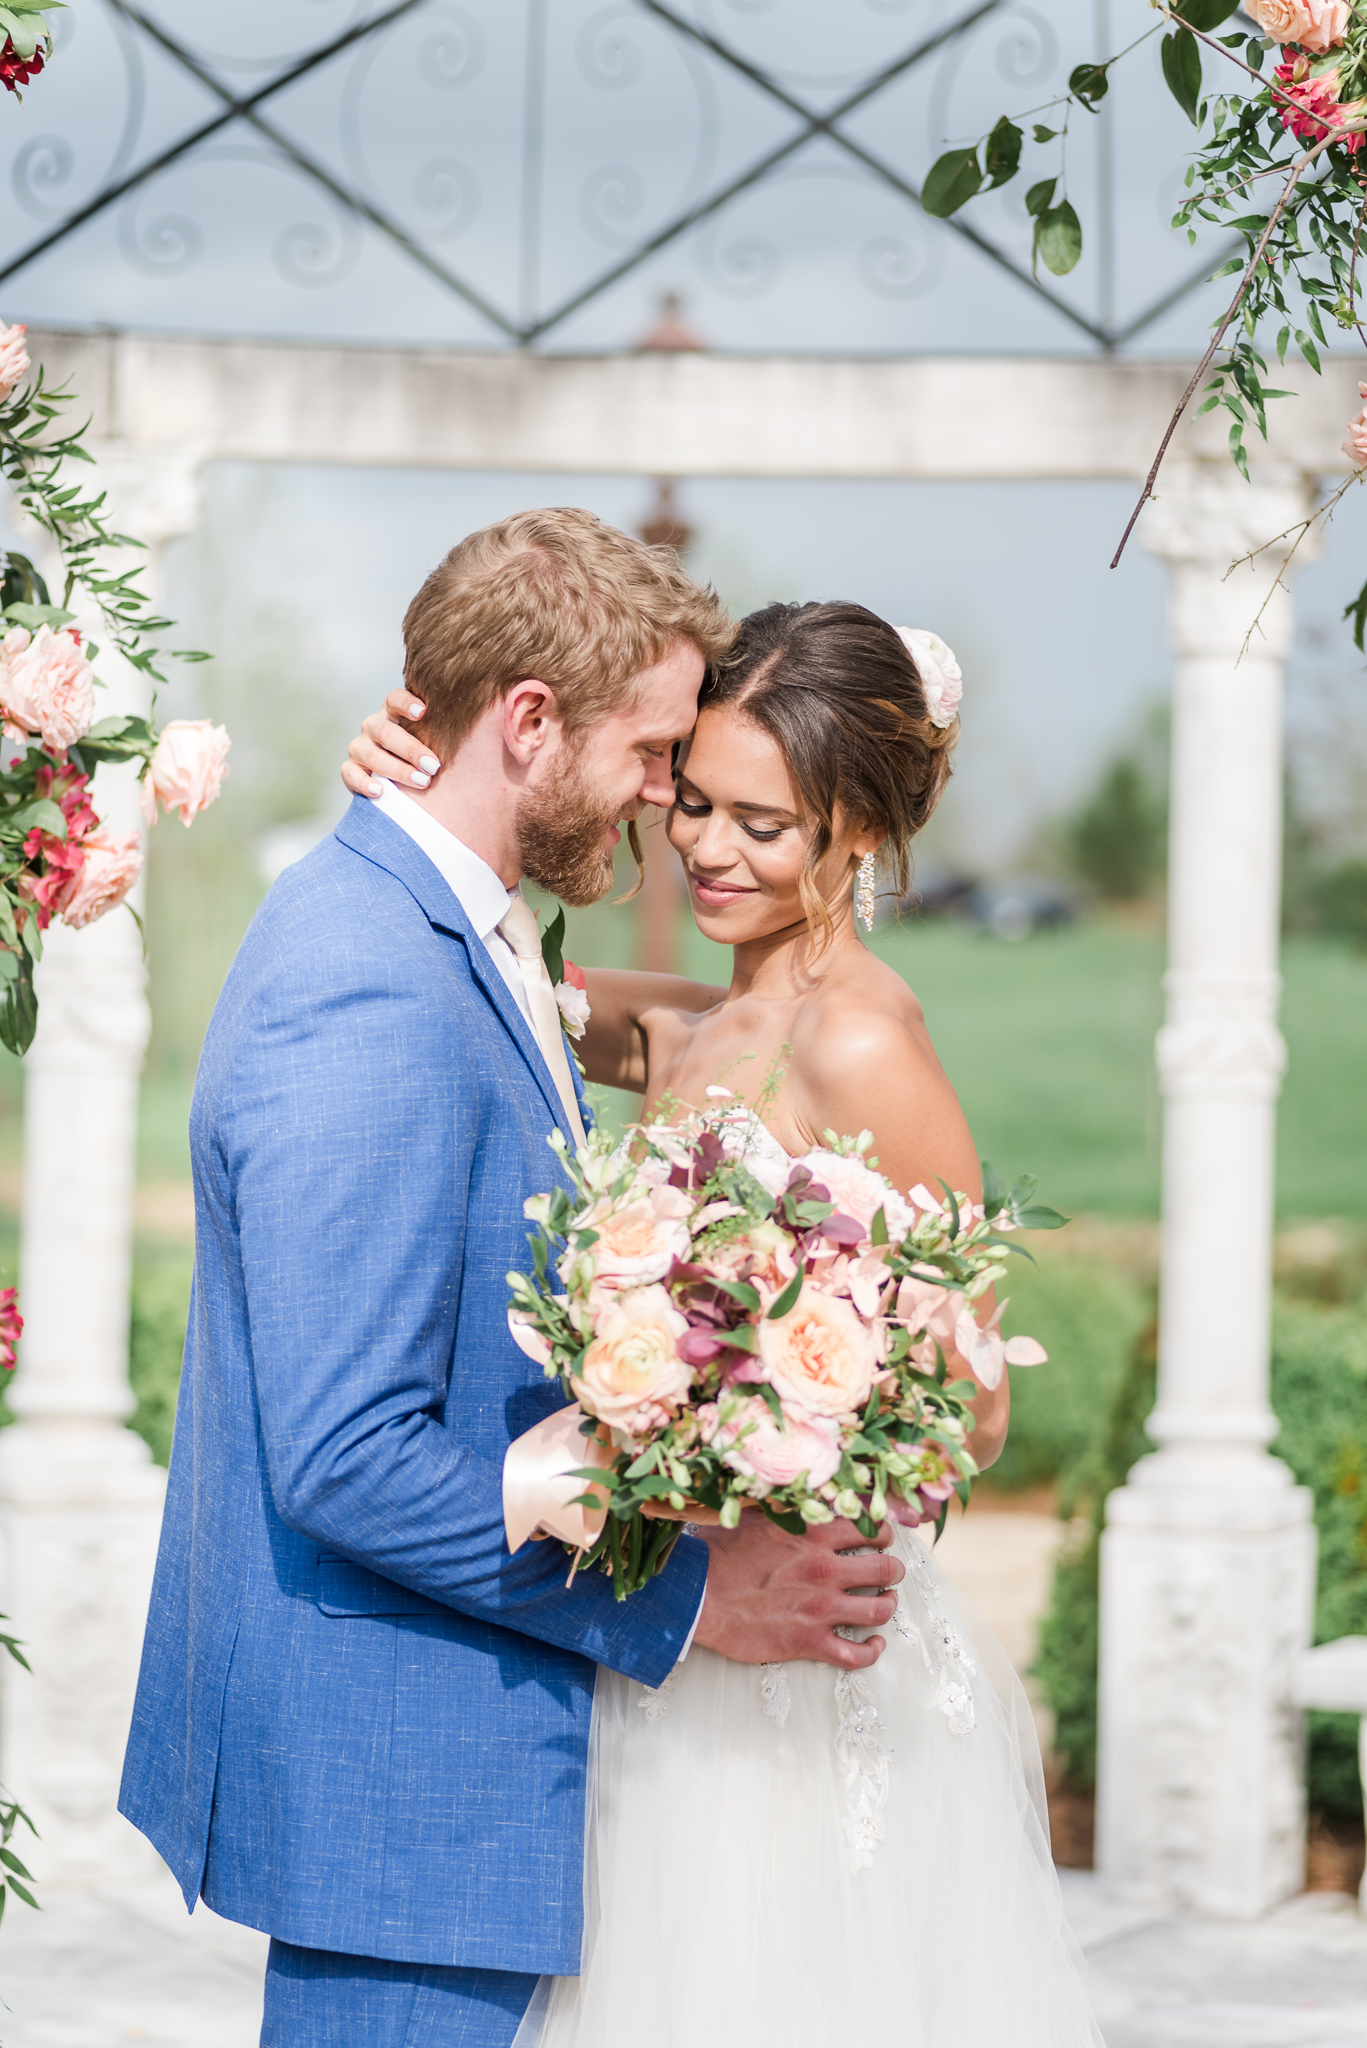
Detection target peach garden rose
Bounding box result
[571,1283,692,1433]
[55,829,143,929]
[757,1283,878,1420]
[139,718,231,827]
[0,624,94,751]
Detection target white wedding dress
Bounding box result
[512,1119,1104,2048]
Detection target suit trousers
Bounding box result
[260,1939,538,2048]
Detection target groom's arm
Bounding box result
[222,917,705,1689]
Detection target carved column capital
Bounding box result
[1139,463,1319,662]
[1155,969,1287,1103]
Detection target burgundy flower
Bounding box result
[0,37,45,95]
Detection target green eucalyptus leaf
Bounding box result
[922,146,983,219]
[1024,177,1057,220]
[766,1267,804,1320]
[2,602,72,632]
[4,798,66,841]
[1069,61,1109,108]
[1177,0,1238,26]
[984,116,1022,187]
[1161,28,1202,127]
[1032,124,1058,144]
[1035,199,1083,278]
[539,902,566,987]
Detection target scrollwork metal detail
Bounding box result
[0,0,1229,353]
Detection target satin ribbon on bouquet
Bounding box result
[503,1405,726,1561]
[502,1405,616,1555]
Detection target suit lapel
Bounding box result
[334,796,576,1146]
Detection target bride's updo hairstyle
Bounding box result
[696,600,957,946]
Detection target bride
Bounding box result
[343,599,1102,2048]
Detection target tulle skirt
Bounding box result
[512,1527,1104,2048]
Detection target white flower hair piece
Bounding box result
[895,627,963,730]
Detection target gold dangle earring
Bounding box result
[855,851,876,932]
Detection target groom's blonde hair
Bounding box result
[401,507,734,755]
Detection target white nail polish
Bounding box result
[410,770,430,787]
[368,778,384,797]
[409,702,424,718]
[419,754,440,775]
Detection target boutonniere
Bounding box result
[539,903,590,1052]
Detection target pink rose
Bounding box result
[1253,0,1348,49]
[707,1394,842,1492]
[1343,383,1367,465]
[756,1283,877,1419]
[0,1286,21,1370]
[570,1283,692,1434]
[0,321,28,400]
[56,828,142,929]
[572,1184,693,1289]
[797,1148,912,1242]
[138,718,230,827]
[0,625,95,751]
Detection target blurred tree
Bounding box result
[1065,755,1166,902]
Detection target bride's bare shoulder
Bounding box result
[787,951,966,1172]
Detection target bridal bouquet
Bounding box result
[505,1107,1063,1598]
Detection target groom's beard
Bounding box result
[514,745,628,907]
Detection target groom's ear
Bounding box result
[502,678,562,766]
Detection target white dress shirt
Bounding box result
[371,780,532,1028]
[369,780,705,1659]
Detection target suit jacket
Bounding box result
[119,795,707,1971]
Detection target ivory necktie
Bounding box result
[497,894,587,1148]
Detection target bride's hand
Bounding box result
[340,688,443,796]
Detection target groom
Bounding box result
[120,508,905,2048]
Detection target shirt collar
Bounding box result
[371,780,514,944]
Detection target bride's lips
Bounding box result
[689,870,757,909]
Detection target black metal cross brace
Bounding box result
[0,0,1226,351]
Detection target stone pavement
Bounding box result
[5,1867,1367,2046]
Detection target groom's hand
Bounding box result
[691,1516,905,1670]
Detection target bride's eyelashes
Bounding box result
[674,791,787,844]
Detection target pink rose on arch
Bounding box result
[1343,382,1367,466]
[56,828,142,929]
[0,624,95,751]
[0,321,28,400]
[0,1286,21,1371]
[138,718,231,827]
[706,1393,842,1492]
[1252,0,1349,50]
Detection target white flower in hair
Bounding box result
[895,627,963,729]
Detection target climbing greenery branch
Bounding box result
[0,322,229,1058]
[922,0,1367,643]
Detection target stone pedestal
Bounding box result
[0,444,201,1883]
[1097,464,1319,1917]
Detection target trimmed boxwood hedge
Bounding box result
[1035,1298,1367,1818]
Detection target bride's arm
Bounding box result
[580,969,722,1093]
[790,1002,1012,1469]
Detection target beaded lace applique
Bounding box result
[896,1542,977,1736]
[832,1662,892,1872]
[759,1663,792,1725]
[637,1667,679,1720]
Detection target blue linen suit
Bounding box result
[119,796,707,2038]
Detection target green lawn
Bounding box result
[557,905,1366,1221]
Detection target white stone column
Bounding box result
[0,445,202,1883]
[1096,464,1318,1917]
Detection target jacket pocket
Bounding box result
[315,1557,449,1618]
